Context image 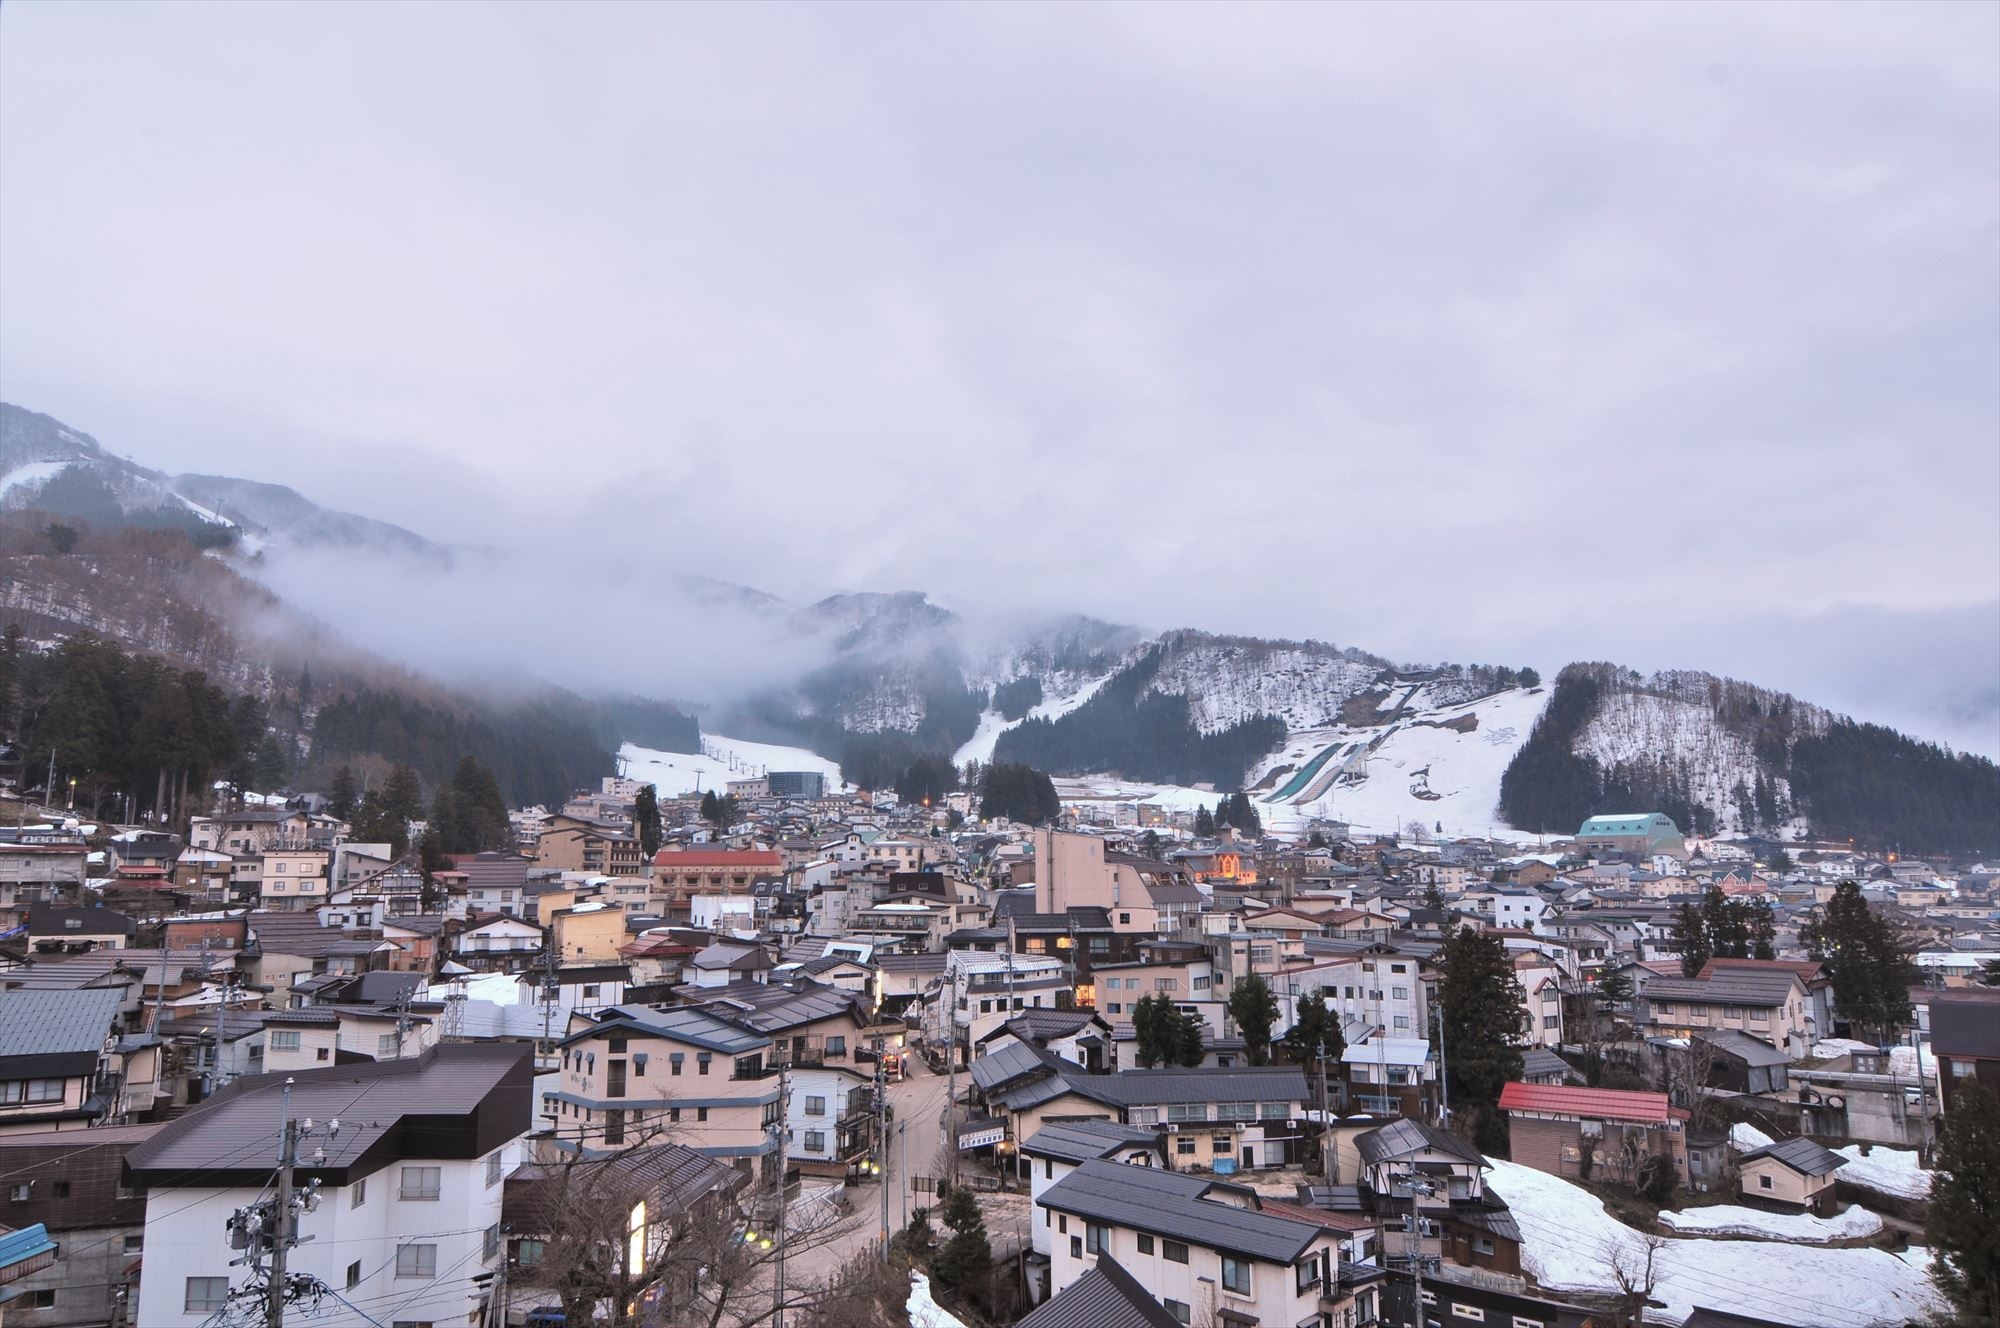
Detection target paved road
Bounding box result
[784,1053,960,1286]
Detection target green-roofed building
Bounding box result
[1576,812,1686,860]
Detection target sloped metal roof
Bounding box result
[1039,1159,1322,1264]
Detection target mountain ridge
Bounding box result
[3,400,1993,853]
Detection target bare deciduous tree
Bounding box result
[1604,1232,1670,1328]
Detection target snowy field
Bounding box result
[621,737,850,800]
[906,1272,972,1328]
[0,459,71,498]
[953,672,1116,766]
[1659,1201,1882,1243]
[1485,1158,1942,1326]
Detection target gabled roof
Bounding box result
[0,987,122,1062]
[1498,1081,1674,1124]
[1353,1118,1484,1167]
[1021,1119,1164,1165]
[1741,1136,1845,1177]
[1039,1159,1325,1264]
[1644,971,1802,1007]
[980,1008,1107,1045]
[1694,1029,1790,1068]
[1015,1256,1183,1328]
[566,1003,769,1053]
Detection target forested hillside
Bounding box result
[994,644,1287,789]
[1501,664,2000,855]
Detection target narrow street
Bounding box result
[783,1052,960,1285]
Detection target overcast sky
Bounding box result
[3,3,1997,752]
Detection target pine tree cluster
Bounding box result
[976,762,1060,825]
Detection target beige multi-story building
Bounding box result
[534,814,644,876]
[549,902,628,964]
[1641,969,1811,1058]
[548,1004,783,1169]
[256,848,331,912]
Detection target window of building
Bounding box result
[1759,1174,1773,1190]
[804,1130,826,1152]
[399,1166,442,1200]
[185,1278,230,1313]
[1221,1256,1251,1294]
[671,1053,684,1076]
[6,1184,25,1202]
[698,1054,713,1075]
[270,1031,302,1051]
[698,1107,709,1122]
[347,1260,362,1288]
[1452,1305,1485,1322]
[351,1178,366,1208]
[518,1239,545,1268]
[316,1048,331,1062]
[1165,1300,1191,1325]
[1473,1236,1495,1255]
[605,1109,625,1144]
[1177,1137,1196,1155]
[1512,1317,1545,1328]
[1163,1239,1189,1264]
[485,1224,503,1261]
[806,1096,826,1116]
[49,1181,69,1199]
[1392,986,1408,1000]
[378,1033,400,1056]
[487,1152,504,1186]
[395,1244,438,1278]
[123,1233,144,1252]
[1086,1223,1111,1255]
[1137,1233,1154,1254]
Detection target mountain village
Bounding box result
[0,759,1993,1328]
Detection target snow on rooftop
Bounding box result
[1484,1156,1942,1326]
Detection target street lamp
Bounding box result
[68,777,77,811]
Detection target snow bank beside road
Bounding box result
[1834,1143,1934,1199]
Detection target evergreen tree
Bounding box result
[383,763,424,825]
[1307,831,1327,849]
[0,623,22,734]
[416,827,453,909]
[633,785,662,858]
[1227,974,1278,1066]
[1283,991,1346,1067]
[327,765,359,821]
[1168,1005,1206,1067]
[429,785,465,855]
[1194,806,1215,836]
[1423,881,1447,912]
[350,790,411,858]
[450,756,510,851]
[1927,1083,2000,1324]
[252,733,292,790]
[1132,994,1168,1069]
[1436,925,1526,1153]
[1671,902,1711,978]
[1746,896,1777,960]
[893,754,960,806]
[929,1184,992,1302]
[1800,880,1918,1043]
[976,762,1060,825]
[699,790,741,834]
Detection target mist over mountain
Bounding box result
[2,401,1995,852]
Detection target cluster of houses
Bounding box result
[0,782,1995,1328]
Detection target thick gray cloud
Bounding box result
[3,3,1996,750]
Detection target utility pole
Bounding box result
[875,1031,891,1255]
[267,1086,296,1328]
[771,1066,788,1328]
[1432,999,1450,1128]
[944,968,960,1190]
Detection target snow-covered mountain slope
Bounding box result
[0,401,446,561]
[620,736,850,799]
[1142,631,1386,733]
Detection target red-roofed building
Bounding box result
[1498,1080,1688,1186]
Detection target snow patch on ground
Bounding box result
[1485,1157,1942,1326]
[1833,1144,1934,1200]
[620,736,850,800]
[1730,1122,1776,1152]
[1811,1038,1879,1060]
[1659,1202,1882,1243]
[953,670,1117,766]
[906,1272,972,1328]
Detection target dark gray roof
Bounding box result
[1680,1306,1803,1328]
[126,1043,532,1186]
[1695,1029,1791,1068]
[1931,993,2000,1061]
[1096,1066,1309,1107]
[1645,972,1800,1007]
[1039,1160,1324,1264]
[971,1040,1061,1094]
[1354,1118,1485,1167]
[1016,1257,1182,1328]
[25,905,135,936]
[1519,1047,1579,1081]
[1742,1136,1845,1177]
[982,1008,1105,1045]
[1020,1119,1163,1165]
[0,988,122,1060]
[566,1003,769,1054]
[696,980,864,1033]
